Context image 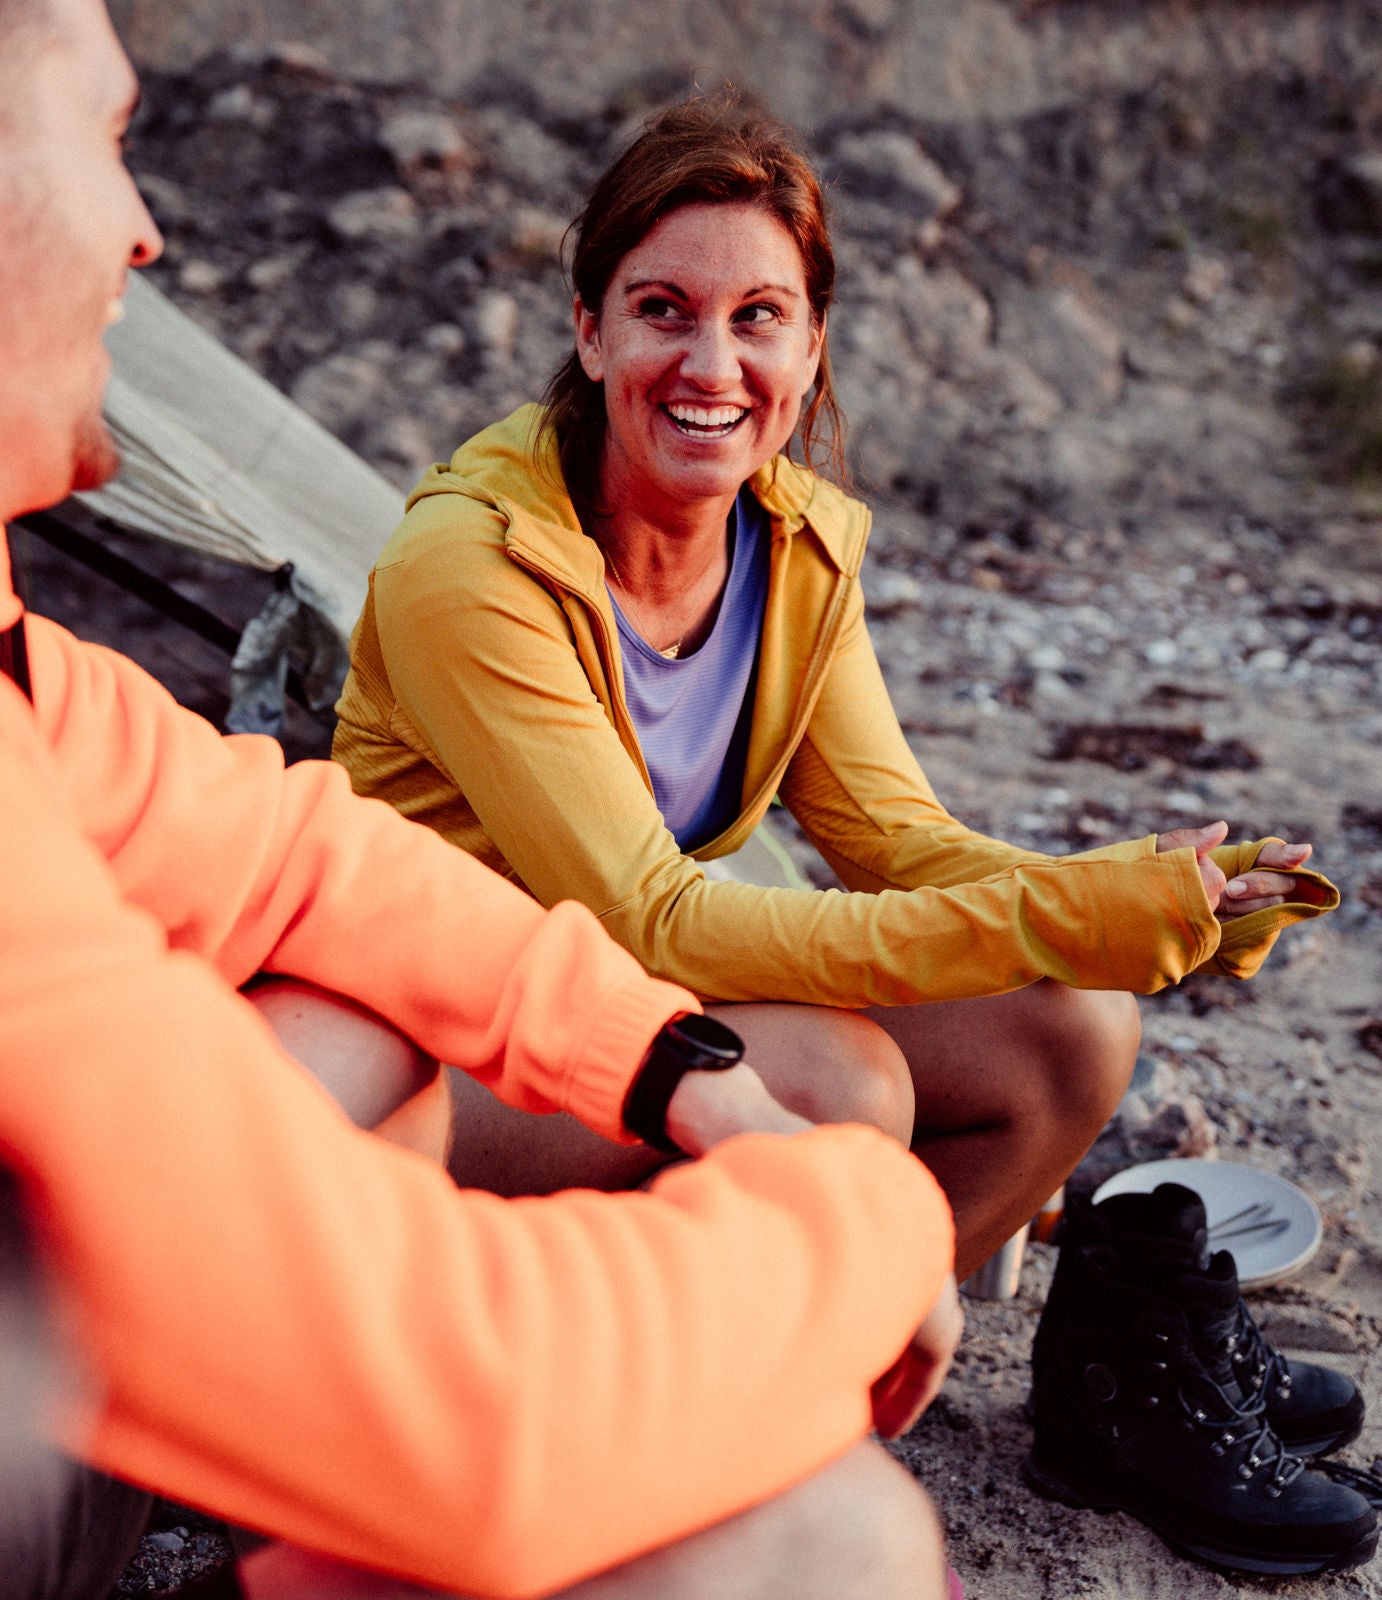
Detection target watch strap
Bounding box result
[623,1012,743,1154]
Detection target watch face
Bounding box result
[672,1013,744,1064]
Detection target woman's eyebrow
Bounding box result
[621,276,803,300]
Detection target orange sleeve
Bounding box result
[24,614,692,1138]
[0,632,953,1597]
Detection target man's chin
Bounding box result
[69,414,120,495]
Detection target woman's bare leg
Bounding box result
[441,981,1138,1277]
[236,1441,947,1600]
[440,1000,916,1196]
[868,982,1141,1279]
[695,987,1137,1280]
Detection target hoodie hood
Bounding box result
[404,404,868,582]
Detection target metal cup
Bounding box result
[960,1222,1029,1300]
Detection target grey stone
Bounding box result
[290,349,389,435]
[999,283,1125,408]
[378,108,470,172]
[472,290,520,357]
[829,129,961,220]
[326,187,420,243]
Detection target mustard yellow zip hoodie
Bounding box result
[335,406,1336,1005]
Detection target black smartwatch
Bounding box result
[622,1012,745,1154]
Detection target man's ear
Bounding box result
[574,296,603,383]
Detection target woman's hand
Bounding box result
[869,1273,964,1439]
[1156,823,1324,921]
[1156,821,1228,911]
[1217,837,1325,917]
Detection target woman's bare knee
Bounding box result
[1028,984,1141,1129]
[245,976,442,1139]
[712,1005,914,1145]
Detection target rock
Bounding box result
[471,289,520,358]
[326,186,420,243]
[244,247,310,291]
[828,129,961,221]
[505,204,569,263]
[329,281,380,336]
[1316,151,1382,235]
[178,259,226,295]
[206,83,274,127]
[145,1530,186,1554]
[1181,253,1229,306]
[421,322,467,358]
[998,283,1124,408]
[866,568,924,613]
[478,111,574,202]
[1075,1054,1218,1192]
[378,108,470,173]
[290,347,389,435]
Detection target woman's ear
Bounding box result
[803,312,825,395]
[574,296,604,383]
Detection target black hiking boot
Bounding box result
[1025,1193,1377,1575]
[1093,1182,1364,1457]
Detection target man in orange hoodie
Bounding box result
[0,1,961,1596]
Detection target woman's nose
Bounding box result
[680,320,740,389]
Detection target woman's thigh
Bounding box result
[864,981,1140,1134]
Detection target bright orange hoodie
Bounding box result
[0,536,953,1597]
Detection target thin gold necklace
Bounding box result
[603,548,685,659]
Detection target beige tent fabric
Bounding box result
[76,275,405,729]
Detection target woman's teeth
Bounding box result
[664,404,747,437]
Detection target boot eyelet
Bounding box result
[1265,1483,1283,1499]
[1239,1464,1255,1480]
[1193,1409,1207,1423]
[1222,1431,1235,1445]
[1146,1395,1160,1408]
[1152,1361,1168,1372]
[1211,1442,1225,1456]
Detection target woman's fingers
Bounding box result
[1223,870,1304,903]
[1255,839,1312,870]
[1155,820,1229,857]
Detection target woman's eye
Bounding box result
[735,303,781,327]
[638,298,684,322]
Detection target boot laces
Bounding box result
[1178,1369,1304,1497]
[1223,1300,1292,1403]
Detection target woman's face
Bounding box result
[574,202,823,523]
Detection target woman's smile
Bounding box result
[661,402,750,438]
[575,201,823,526]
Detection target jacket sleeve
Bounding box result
[1193,837,1340,979]
[24,615,692,1138]
[0,668,952,1599]
[369,518,1222,1008]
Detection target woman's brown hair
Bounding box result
[539,93,846,514]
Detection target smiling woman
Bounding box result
[332,95,1337,1279]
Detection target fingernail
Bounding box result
[1226,878,1248,897]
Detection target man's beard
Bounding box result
[69,407,119,493]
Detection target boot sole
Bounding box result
[1023,1447,1379,1577]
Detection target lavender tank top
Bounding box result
[608,487,769,851]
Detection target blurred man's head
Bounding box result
[0,0,162,523]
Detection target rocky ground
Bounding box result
[20,34,1382,1599]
